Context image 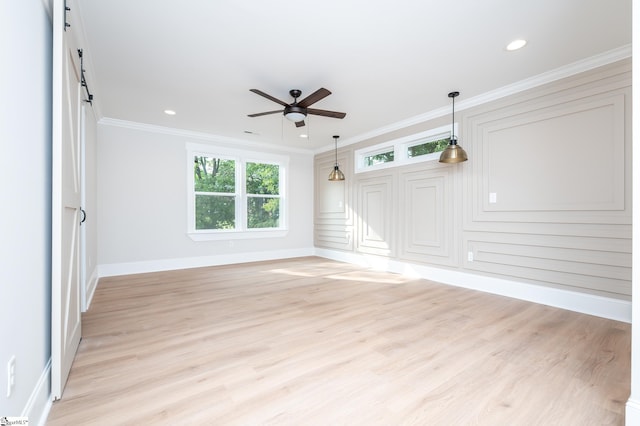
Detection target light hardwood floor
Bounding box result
[47,257,630,425]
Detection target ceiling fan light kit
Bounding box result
[284,107,306,122]
[249,88,346,128]
[439,91,468,164]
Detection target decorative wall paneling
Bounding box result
[314,224,353,251]
[463,234,631,298]
[398,166,456,267]
[468,93,628,224]
[314,151,352,224]
[356,173,395,256]
[314,150,353,250]
[313,59,631,301]
[462,60,631,298]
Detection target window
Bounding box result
[246,162,280,229]
[407,137,450,158]
[364,149,395,166]
[354,124,456,173]
[187,143,287,240]
[194,157,236,230]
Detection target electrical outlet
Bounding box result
[468,251,474,262]
[7,355,15,397]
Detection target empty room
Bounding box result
[2,1,638,425]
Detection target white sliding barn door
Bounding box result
[51,0,82,400]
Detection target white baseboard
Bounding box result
[98,248,316,278]
[94,247,629,322]
[315,248,631,323]
[626,397,640,425]
[22,358,52,426]
[84,266,99,311]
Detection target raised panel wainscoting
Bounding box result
[356,174,395,257]
[398,167,456,266]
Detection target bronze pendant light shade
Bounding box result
[328,135,345,181]
[439,91,468,163]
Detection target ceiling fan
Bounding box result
[248,88,346,127]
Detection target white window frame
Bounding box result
[186,142,288,241]
[361,145,395,168]
[354,123,457,174]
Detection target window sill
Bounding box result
[187,229,289,241]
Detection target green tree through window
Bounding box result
[407,138,450,157]
[364,150,394,166]
[193,156,282,231]
[194,156,236,230]
[246,162,280,229]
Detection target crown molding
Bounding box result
[98,117,315,155]
[314,44,632,154]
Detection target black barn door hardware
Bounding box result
[77,49,94,105]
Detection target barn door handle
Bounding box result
[80,208,86,224]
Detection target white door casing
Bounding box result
[51,0,82,400]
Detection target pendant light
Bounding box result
[328,135,345,181]
[439,91,468,163]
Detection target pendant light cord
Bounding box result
[452,95,455,138]
[448,91,459,145]
[439,91,468,163]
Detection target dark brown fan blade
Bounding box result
[248,110,283,117]
[297,88,331,108]
[250,89,289,107]
[295,120,305,128]
[307,108,346,119]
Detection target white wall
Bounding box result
[97,122,315,274]
[0,0,52,422]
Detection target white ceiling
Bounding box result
[73,0,631,152]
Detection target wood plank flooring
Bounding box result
[46,257,630,425]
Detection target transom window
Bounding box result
[187,143,287,240]
[364,149,395,166]
[407,137,450,158]
[354,124,456,173]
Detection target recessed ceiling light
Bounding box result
[506,39,527,51]
[299,134,308,138]
[164,109,176,115]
